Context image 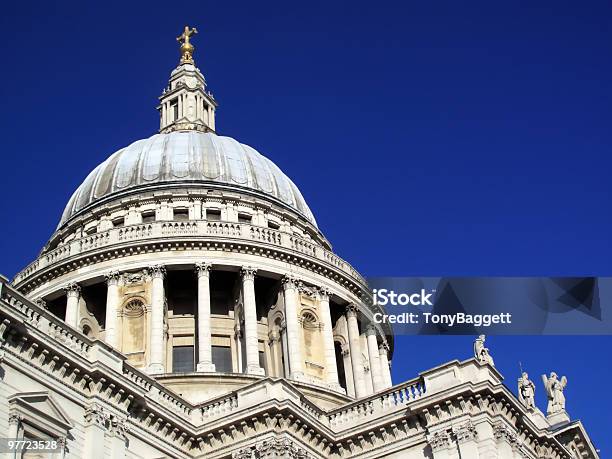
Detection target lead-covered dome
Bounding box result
[59,131,317,228]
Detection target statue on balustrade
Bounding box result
[473,335,494,366]
[518,372,536,410]
[542,372,568,415]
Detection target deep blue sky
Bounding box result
[1,0,611,453]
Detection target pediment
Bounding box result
[8,391,73,435]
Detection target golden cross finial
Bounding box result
[177,25,198,64]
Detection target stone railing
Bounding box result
[327,377,427,428]
[14,220,366,289]
[200,392,239,419]
[0,281,92,359]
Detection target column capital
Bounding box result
[345,302,359,317]
[105,270,122,286]
[365,324,378,336]
[281,274,299,290]
[379,341,390,353]
[64,282,81,297]
[149,265,166,279]
[240,266,257,281]
[8,413,22,426]
[195,262,212,278]
[317,286,332,301]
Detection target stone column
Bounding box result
[366,325,385,392]
[427,430,459,459]
[346,304,367,398]
[379,342,393,388]
[7,413,21,444]
[280,323,290,377]
[104,271,122,348]
[108,417,128,459]
[196,262,215,372]
[84,403,107,459]
[341,343,355,397]
[455,421,479,459]
[148,265,166,375]
[282,275,304,379]
[318,288,340,387]
[241,267,264,375]
[64,283,81,327]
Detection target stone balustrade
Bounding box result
[328,377,426,428]
[14,220,366,290]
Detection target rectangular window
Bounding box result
[85,227,97,235]
[172,346,194,373]
[212,345,232,373]
[238,213,252,224]
[267,221,280,230]
[171,99,179,121]
[206,209,221,221]
[174,208,189,221]
[142,211,156,223]
[112,217,125,228]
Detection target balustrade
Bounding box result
[15,220,366,290]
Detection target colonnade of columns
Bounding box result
[61,264,392,396]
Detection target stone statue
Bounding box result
[542,372,567,414]
[518,372,536,409]
[473,335,494,366]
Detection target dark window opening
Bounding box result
[174,208,189,221]
[85,227,97,235]
[206,209,221,221]
[171,99,179,121]
[268,221,280,230]
[212,345,232,373]
[173,346,194,373]
[142,211,156,223]
[238,213,252,224]
[112,217,125,228]
[166,270,197,316]
[335,342,347,391]
[210,271,236,315]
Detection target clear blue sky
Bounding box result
[1,0,611,452]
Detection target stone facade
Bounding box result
[0,29,600,458]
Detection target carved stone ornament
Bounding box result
[104,270,122,286]
[281,274,298,290]
[240,266,257,281]
[345,302,359,317]
[148,265,166,279]
[494,423,518,446]
[64,282,81,297]
[427,430,452,452]
[454,420,477,443]
[195,262,212,277]
[123,269,150,285]
[84,402,108,428]
[233,437,312,458]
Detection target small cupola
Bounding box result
[158,26,218,134]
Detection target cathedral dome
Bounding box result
[59,131,317,228]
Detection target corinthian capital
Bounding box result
[195,262,212,278]
[317,286,332,301]
[345,302,359,317]
[64,282,81,297]
[104,270,122,286]
[281,274,298,290]
[240,266,257,281]
[149,265,166,279]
